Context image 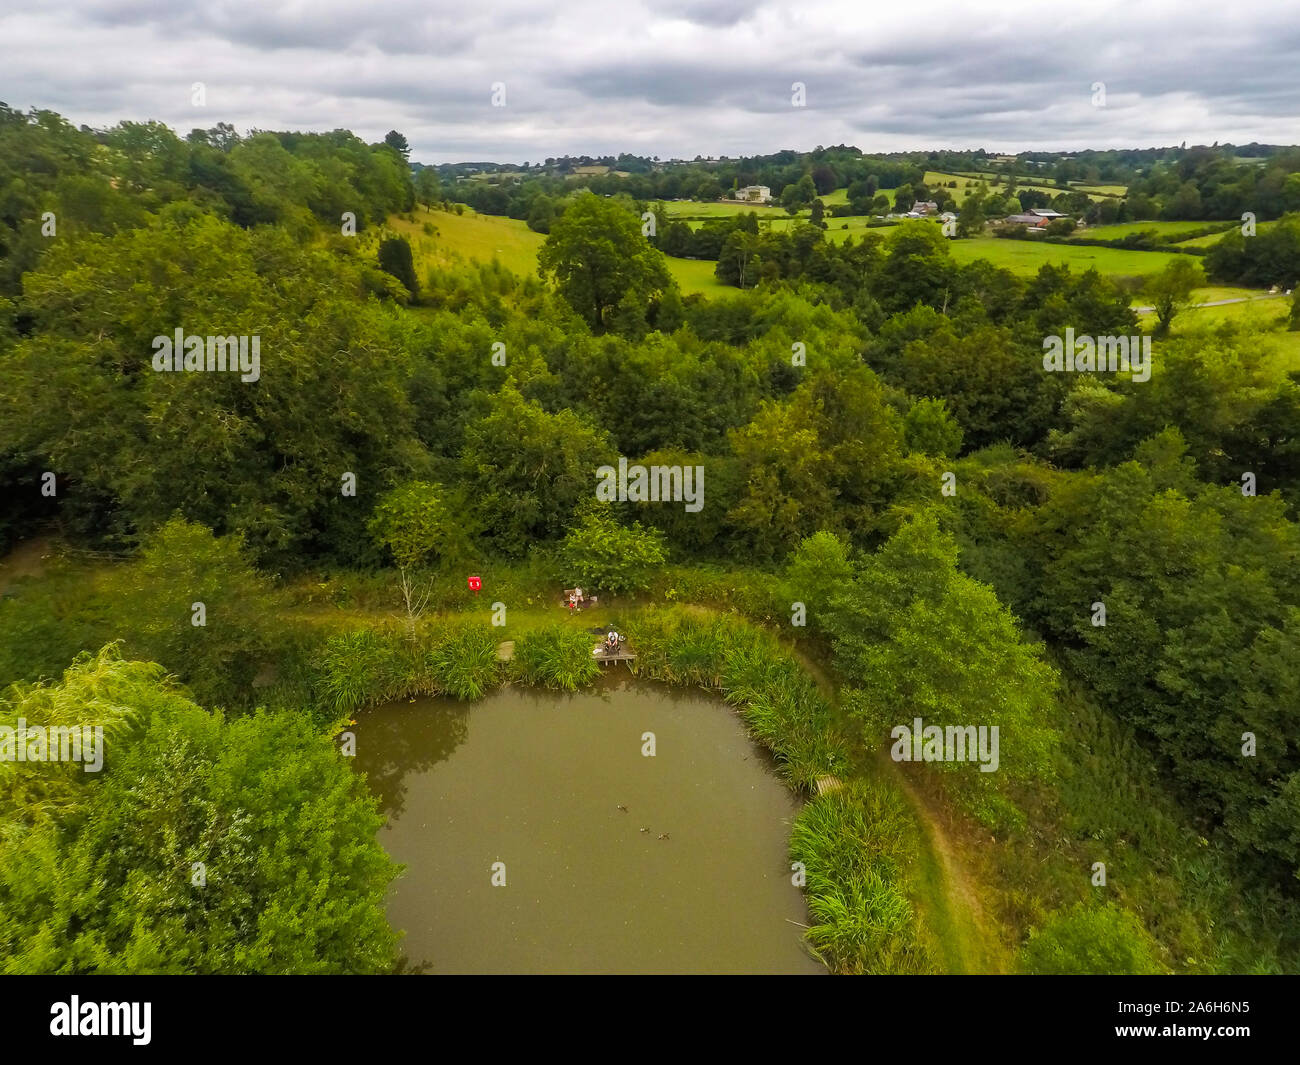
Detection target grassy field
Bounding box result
[390,208,730,295]
[391,206,1254,292]
[1139,291,1290,326]
[942,171,1117,203]
[1136,294,1300,374]
[927,170,1119,205]
[823,218,898,242]
[662,256,733,295]
[1082,220,1228,241]
[1172,219,1277,249]
[948,236,1183,277]
[663,187,893,219]
[1071,183,1128,197]
[1174,230,1230,248]
[391,209,542,278]
[924,171,982,203]
[661,200,786,219]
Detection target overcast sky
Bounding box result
[3,0,1297,163]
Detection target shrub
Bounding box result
[0,647,399,974]
[377,236,419,298]
[509,625,602,691]
[1019,902,1165,974]
[558,509,667,595]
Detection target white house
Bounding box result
[735,185,772,203]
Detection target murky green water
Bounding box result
[354,676,823,974]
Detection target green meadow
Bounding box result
[391,206,1211,290]
[935,170,1119,203]
[947,236,1183,277]
[1082,220,1227,241]
[391,208,731,295]
[1071,183,1128,197]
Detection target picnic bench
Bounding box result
[562,588,598,611]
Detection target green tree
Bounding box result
[558,508,668,594]
[784,531,854,636]
[368,482,456,630]
[526,193,556,233]
[878,221,956,313]
[538,192,674,330]
[414,166,440,210]
[0,646,399,974]
[727,368,903,558]
[0,214,419,568]
[378,235,419,299]
[103,518,285,708]
[716,231,759,288]
[903,397,964,457]
[461,384,614,554]
[383,130,411,160]
[1144,257,1203,335]
[827,512,1059,826]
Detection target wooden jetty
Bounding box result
[592,644,636,665]
[814,775,844,796]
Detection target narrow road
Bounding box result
[1133,292,1288,313]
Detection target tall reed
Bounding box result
[790,781,934,974]
[508,625,602,691]
[425,621,502,701]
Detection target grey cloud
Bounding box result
[2,0,1297,161]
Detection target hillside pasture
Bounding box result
[391,208,729,295]
[1082,220,1227,241]
[947,235,1183,277]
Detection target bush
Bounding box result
[0,646,398,974]
[558,509,667,595]
[903,397,964,458]
[377,236,419,298]
[1019,902,1165,974]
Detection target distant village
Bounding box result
[729,183,1078,232]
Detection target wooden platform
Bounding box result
[592,645,636,664]
[814,775,844,796]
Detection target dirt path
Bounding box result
[885,757,1010,974]
[1133,292,1288,313]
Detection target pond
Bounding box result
[354,675,824,974]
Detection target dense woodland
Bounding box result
[1,106,1299,974]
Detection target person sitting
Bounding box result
[605,631,620,653]
[574,587,585,608]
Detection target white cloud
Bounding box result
[1,0,1296,161]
